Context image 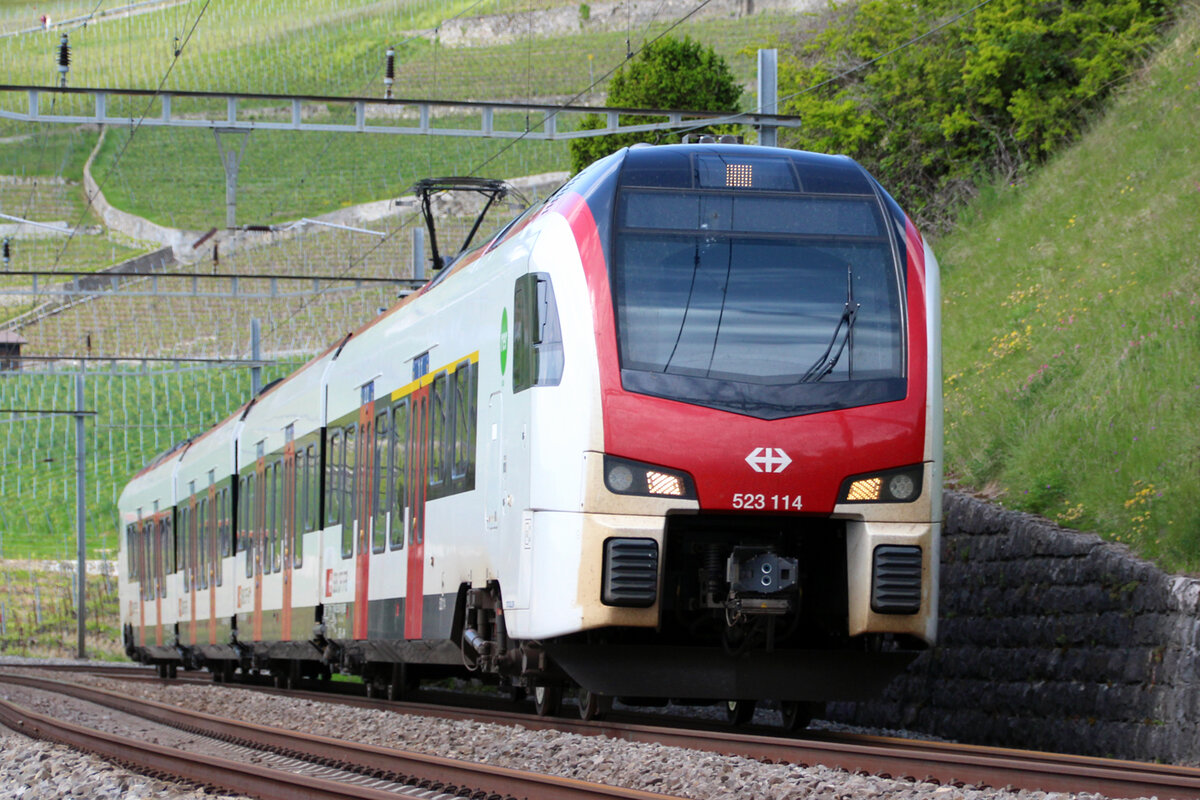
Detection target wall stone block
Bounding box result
[827,491,1200,764]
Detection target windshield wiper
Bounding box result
[800,265,859,383]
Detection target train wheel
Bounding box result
[780,701,816,732]
[166,663,177,680]
[533,684,561,717]
[155,662,167,679]
[725,699,755,725]
[577,688,607,721]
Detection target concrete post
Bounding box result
[214,128,250,229]
[757,49,779,148]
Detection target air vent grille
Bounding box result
[871,545,922,614]
[602,538,659,608]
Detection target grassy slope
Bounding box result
[0,360,303,560]
[938,7,1200,571]
[2,1,796,229]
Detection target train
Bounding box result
[118,141,942,726]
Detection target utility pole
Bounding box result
[250,318,262,396]
[214,128,251,229]
[75,370,86,659]
[757,48,779,148]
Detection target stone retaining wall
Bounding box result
[827,491,1200,764]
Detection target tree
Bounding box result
[569,36,742,172]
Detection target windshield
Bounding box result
[612,187,906,419]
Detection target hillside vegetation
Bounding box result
[937,6,1200,571]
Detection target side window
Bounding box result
[307,443,319,535]
[390,401,408,550]
[326,430,342,527]
[216,488,227,586]
[429,372,447,486]
[160,515,172,597]
[156,518,166,599]
[198,498,208,591]
[244,473,256,578]
[144,521,152,601]
[452,360,476,481]
[126,525,137,583]
[513,272,565,393]
[372,411,389,554]
[294,448,305,567]
[189,502,198,591]
[296,446,306,536]
[341,424,356,559]
[273,460,283,572]
[220,487,231,558]
[180,506,191,592]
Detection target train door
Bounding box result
[189,493,199,646]
[405,386,429,639]
[253,454,266,641]
[207,481,218,646]
[141,519,153,646]
[353,385,375,639]
[503,343,534,609]
[281,433,296,641]
[152,517,164,646]
[485,392,502,530]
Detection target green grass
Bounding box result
[0,3,797,228]
[88,121,570,229]
[0,565,122,659]
[0,125,153,293]
[938,7,1200,571]
[0,360,303,561]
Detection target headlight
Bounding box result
[604,456,696,499]
[839,466,924,503]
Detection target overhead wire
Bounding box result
[253,0,741,355]
[267,0,493,223]
[661,0,997,145]
[251,0,723,354]
[50,0,215,271]
[773,0,996,107]
[467,0,716,177]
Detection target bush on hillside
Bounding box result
[569,36,742,171]
[778,0,1173,230]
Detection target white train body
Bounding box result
[120,143,942,707]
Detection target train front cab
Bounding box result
[537,143,942,708]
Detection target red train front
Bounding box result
[525,143,942,719]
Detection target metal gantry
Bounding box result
[0,84,802,141]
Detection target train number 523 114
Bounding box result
[731,493,803,510]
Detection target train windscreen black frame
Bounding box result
[611,180,907,420]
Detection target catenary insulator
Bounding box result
[57,33,70,86]
[384,46,395,99]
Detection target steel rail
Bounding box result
[26,665,1200,798]
[0,695,411,800]
[0,673,685,800]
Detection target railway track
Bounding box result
[10,666,1200,799]
[0,672,686,800]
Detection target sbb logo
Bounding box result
[745,447,792,474]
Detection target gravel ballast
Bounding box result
[0,664,1151,800]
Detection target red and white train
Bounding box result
[119,142,942,724]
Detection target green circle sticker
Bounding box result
[499,308,509,376]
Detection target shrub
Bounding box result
[777,0,1174,230]
[569,35,742,171]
